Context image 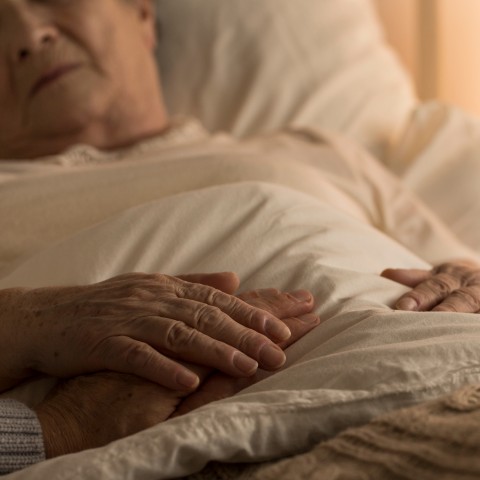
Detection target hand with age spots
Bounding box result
[34,287,321,458]
[0,272,315,392]
[382,259,480,313]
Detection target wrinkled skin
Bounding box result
[34,287,321,458]
[0,272,315,392]
[383,259,480,313]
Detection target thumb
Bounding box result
[381,268,431,288]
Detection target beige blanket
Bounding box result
[191,382,480,480]
[2,121,480,479]
[0,120,476,276]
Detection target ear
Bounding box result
[132,0,157,50]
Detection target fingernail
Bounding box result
[290,290,312,302]
[396,298,418,311]
[265,320,291,341]
[233,352,258,375]
[177,370,200,390]
[259,344,286,369]
[300,313,320,323]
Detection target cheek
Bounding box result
[0,73,22,141]
[69,11,123,76]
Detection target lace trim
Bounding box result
[42,117,208,167]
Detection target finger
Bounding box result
[97,336,201,391]
[237,289,314,319]
[176,272,240,295]
[172,313,322,418]
[432,286,480,313]
[174,280,292,342]
[276,313,321,349]
[172,372,250,418]
[394,273,463,311]
[381,268,431,288]
[130,307,285,372]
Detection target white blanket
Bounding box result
[1,124,480,479]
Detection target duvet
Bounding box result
[1,119,480,479]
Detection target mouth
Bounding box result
[30,63,82,98]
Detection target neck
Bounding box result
[2,87,171,160]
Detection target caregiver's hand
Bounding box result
[0,272,315,392]
[34,290,321,458]
[381,260,480,313]
[172,288,322,417]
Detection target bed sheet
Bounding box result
[1,124,480,478]
[1,182,480,479]
[386,101,480,254]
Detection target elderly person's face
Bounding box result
[0,0,168,159]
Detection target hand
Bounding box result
[0,272,314,392]
[172,288,321,417]
[381,260,480,312]
[34,288,321,457]
[34,372,185,458]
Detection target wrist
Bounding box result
[0,288,36,390]
[34,400,86,458]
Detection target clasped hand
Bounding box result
[34,286,320,458]
[0,272,316,392]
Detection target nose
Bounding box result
[16,30,56,62]
[7,8,58,63]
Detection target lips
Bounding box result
[30,63,82,98]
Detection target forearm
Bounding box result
[0,288,35,393]
[0,399,45,474]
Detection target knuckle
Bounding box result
[151,273,169,285]
[466,272,480,286]
[452,288,480,310]
[429,275,455,295]
[123,342,155,369]
[209,341,232,361]
[236,330,263,354]
[193,304,222,330]
[164,322,196,351]
[204,288,224,306]
[123,286,146,299]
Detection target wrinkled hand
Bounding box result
[172,289,321,417]
[0,272,315,392]
[382,260,480,313]
[34,288,321,458]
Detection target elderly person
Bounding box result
[0,0,322,473]
[1,0,479,475]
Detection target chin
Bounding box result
[29,94,109,139]
[27,71,112,136]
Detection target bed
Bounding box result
[1,0,480,478]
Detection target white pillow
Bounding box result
[155,0,416,159]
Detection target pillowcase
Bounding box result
[154,0,417,159]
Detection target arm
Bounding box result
[0,399,45,475]
[33,289,321,459]
[0,272,314,393]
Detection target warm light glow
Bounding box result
[438,0,480,115]
[373,0,419,83]
[374,0,480,116]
